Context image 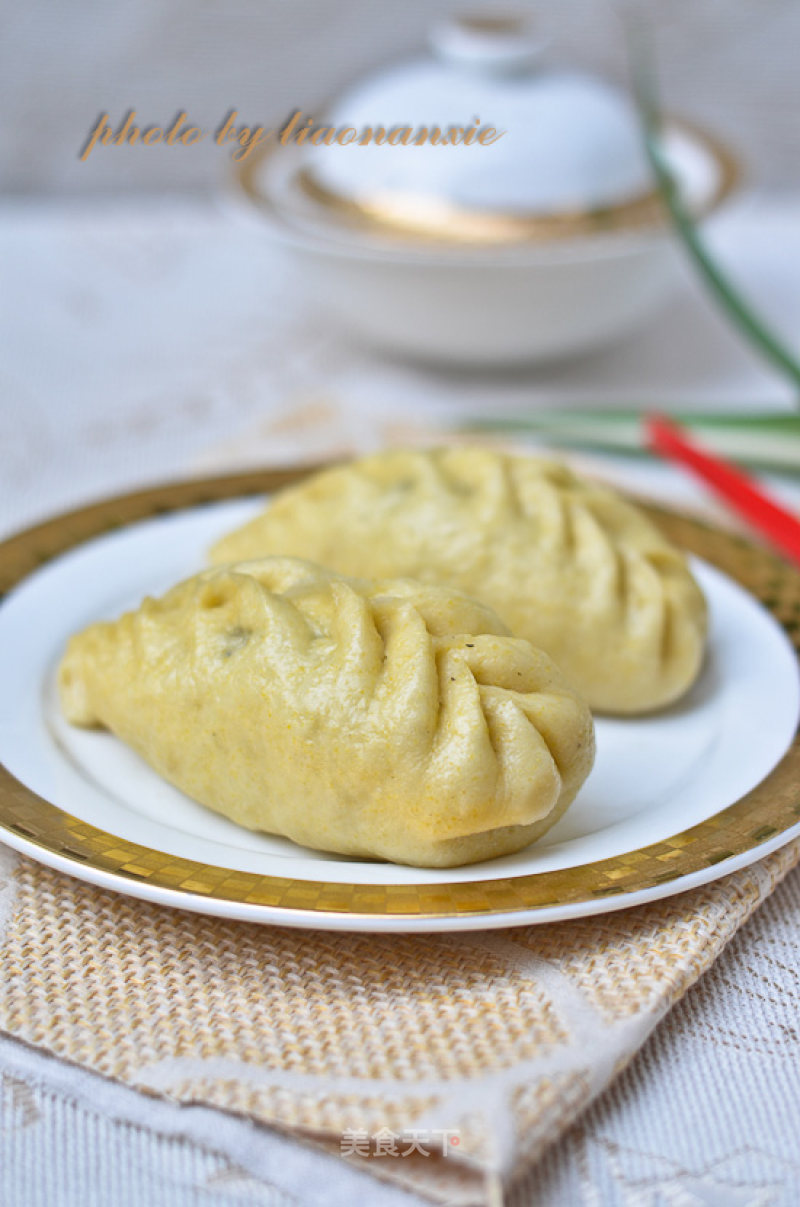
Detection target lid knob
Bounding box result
[429,13,548,74]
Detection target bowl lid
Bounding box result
[234,13,739,255]
[297,14,656,227]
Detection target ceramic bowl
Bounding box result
[232,120,737,367]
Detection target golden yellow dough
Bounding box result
[211,448,707,714]
[59,557,595,868]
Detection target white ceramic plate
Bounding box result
[1,493,799,932]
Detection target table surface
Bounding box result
[2,195,800,1206]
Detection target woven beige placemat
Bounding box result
[1,837,799,1206]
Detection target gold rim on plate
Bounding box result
[1,466,799,921]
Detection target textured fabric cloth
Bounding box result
[0,1030,418,1207]
[4,863,800,1206]
[1,838,799,1203]
[520,857,800,1205]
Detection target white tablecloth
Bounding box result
[2,195,800,1206]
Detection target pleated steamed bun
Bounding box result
[59,557,595,868]
[211,448,707,714]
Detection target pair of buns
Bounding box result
[60,448,706,867]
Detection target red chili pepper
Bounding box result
[646,413,800,569]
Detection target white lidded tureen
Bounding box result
[234,14,737,364]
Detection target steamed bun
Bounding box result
[59,557,594,867]
[211,449,707,714]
